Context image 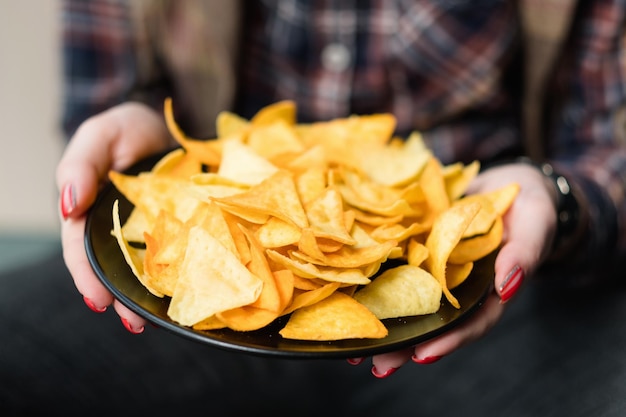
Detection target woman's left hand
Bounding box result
[352,162,558,378]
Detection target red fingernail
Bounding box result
[412,355,442,364]
[121,317,144,334]
[499,265,524,303]
[371,366,398,379]
[347,357,365,366]
[83,296,107,313]
[60,183,76,219]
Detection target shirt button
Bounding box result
[321,43,351,72]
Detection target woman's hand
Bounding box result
[358,163,558,377]
[56,102,172,333]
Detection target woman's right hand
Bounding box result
[56,102,172,333]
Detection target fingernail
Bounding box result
[499,265,524,304]
[371,366,398,379]
[347,357,365,366]
[412,355,442,364]
[83,296,107,313]
[121,317,144,334]
[60,183,76,219]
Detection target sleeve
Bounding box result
[545,0,626,282]
[60,0,240,141]
[61,0,139,139]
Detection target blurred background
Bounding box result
[0,2,64,271]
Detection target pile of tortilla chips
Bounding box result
[109,99,519,341]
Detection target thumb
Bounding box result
[494,195,555,303]
[56,102,171,220]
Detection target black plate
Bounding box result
[85,151,495,359]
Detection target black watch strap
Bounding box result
[517,157,581,249]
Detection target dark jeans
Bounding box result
[2,248,626,416]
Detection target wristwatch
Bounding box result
[517,157,581,252]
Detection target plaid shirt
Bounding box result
[61,0,626,279]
